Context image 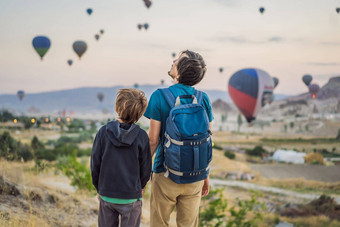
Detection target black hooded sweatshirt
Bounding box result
[91,120,151,199]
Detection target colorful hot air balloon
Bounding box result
[144,23,149,30]
[272,77,279,88]
[97,92,104,102]
[259,7,265,14]
[228,68,274,123]
[336,8,340,14]
[219,68,224,73]
[302,74,313,86]
[100,29,104,34]
[308,83,320,99]
[95,34,100,41]
[67,59,73,66]
[86,8,93,15]
[172,53,176,58]
[73,41,87,59]
[32,36,51,60]
[17,90,25,101]
[137,24,143,30]
[144,0,152,9]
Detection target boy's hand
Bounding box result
[142,187,146,196]
[97,193,100,201]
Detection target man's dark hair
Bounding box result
[177,50,207,86]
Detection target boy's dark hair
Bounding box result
[115,89,148,124]
[177,50,207,86]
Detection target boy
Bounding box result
[91,88,151,227]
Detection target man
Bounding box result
[144,50,214,227]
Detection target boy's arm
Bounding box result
[91,130,102,192]
[140,135,152,189]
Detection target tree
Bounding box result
[305,124,309,132]
[237,114,243,132]
[0,131,16,160]
[337,129,340,140]
[284,124,287,133]
[221,113,227,123]
[31,136,44,151]
[290,122,295,129]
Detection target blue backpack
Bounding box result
[160,88,212,184]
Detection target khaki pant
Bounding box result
[150,172,204,227]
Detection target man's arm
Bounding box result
[202,122,213,197]
[148,119,161,157]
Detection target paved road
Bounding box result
[210,178,340,204]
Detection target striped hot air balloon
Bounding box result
[228,68,274,123]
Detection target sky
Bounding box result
[0,0,339,95]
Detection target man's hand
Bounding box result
[97,193,100,201]
[201,176,209,197]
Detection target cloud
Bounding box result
[213,36,284,44]
[307,62,340,66]
[313,73,340,79]
[268,36,284,42]
[213,36,264,44]
[319,42,340,46]
[213,0,238,7]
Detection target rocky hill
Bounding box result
[212,99,233,113]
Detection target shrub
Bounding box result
[199,189,265,227]
[304,153,324,165]
[246,146,267,157]
[213,143,223,151]
[56,154,95,192]
[224,150,236,160]
[0,131,33,162]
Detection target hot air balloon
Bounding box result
[97,92,104,102]
[137,24,143,30]
[32,36,51,60]
[134,83,139,89]
[172,53,176,58]
[95,34,100,41]
[144,0,152,9]
[308,83,320,99]
[86,8,93,15]
[144,23,149,30]
[228,68,274,123]
[259,7,265,14]
[100,29,104,34]
[336,8,340,14]
[161,80,165,85]
[17,90,25,101]
[67,59,73,66]
[73,41,87,59]
[302,75,313,86]
[219,68,224,73]
[272,77,279,88]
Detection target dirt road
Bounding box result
[210,178,340,204]
[249,164,340,182]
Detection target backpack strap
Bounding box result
[159,88,176,108]
[194,90,204,105]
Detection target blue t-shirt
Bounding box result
[144,83,214,173]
